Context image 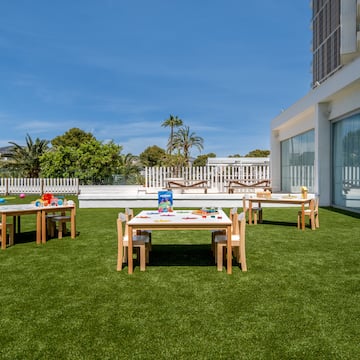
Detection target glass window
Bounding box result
[281,130,315,193]
[333,113,360,210]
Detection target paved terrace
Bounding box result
[78,185,312,209]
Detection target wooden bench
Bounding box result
[166,180,209,193]
[226,180,272,194]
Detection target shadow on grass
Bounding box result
[11,230,81,245]
[324,206,360,219]
[12,231,38,245]
[147,244,214,267]
[258,220,299,227]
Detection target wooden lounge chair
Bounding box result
[166,179,209,193]
[227,179,272,194]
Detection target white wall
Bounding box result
[270,130,281,192]
[329,83,360,119]
[270,56,360,207]
[340,0,358,61]
[315,103,331,205]
[270,107,315,193]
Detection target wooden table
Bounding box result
[1,204,76,249]
[1,204,42,249]
[247,197,312,230]
[127,209,233,274]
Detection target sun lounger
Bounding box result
[226,180,272,194]
[166,180,209,193]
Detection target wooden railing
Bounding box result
[144,164,271,192]
[0,178,80,195]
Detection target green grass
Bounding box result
[1,196,360,359]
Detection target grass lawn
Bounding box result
[1,196,359,359]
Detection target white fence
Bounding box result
[0,178,80,195]
[144,164,271,192]
[343,166,360,187]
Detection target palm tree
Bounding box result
[161,114,183,154]
[171,126,204,165]
[5,134,49,177]
[120,153,141,184]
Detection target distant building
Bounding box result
[206,157,270,166]
[270,0,360,211]
[0,146,12,161]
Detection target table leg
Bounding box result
[128,225,133,274]
[1,213,7,250]
[37,211,42,244]
[226,224,232,274]
[41,211,46,244]
[301,204,305,231]
[70,208,76,238]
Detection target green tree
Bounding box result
[51,128,95,148]
[163,153,188,168]
[76,139,123,184]
[139,145,166,167]
[39,146,79,178]
[193,153,216,167]
[4,134,49,177]
[41,138,123,184]
[171,126,204,165]
[245,149,270,157]
[161,114,183,154]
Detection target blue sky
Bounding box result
[0,1,312,157]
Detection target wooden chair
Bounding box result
[125,208,152,250]
[211,207,237,255]
[50,205,76,239]
[214,212,247,271]
[297,197,319,230]
[0,222,14,247]
[213,209,240,266]
[117,213,150,271]
[46,213,60,236]
[244,195,262,224]
[242,196,248,220]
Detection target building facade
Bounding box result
[312,0,341,84]
[270,0,360,211]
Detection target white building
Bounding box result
[270,0,360,211]
[206,157,270,166]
